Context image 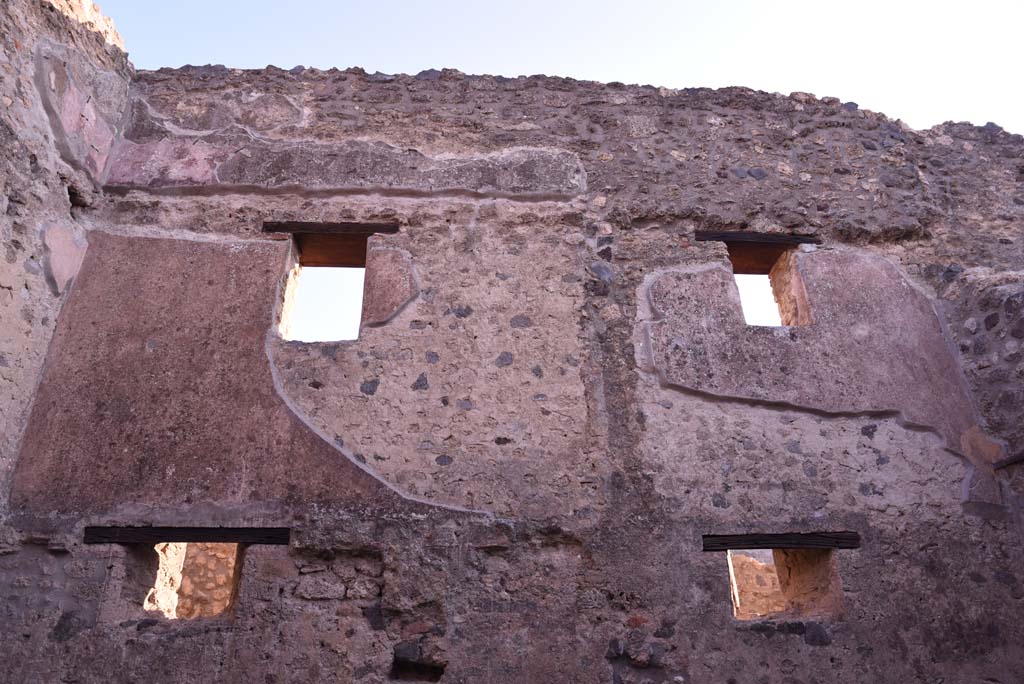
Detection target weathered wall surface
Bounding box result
[7,232,425,521]
[101,60,1024,454]
[2,1,1024,682]
[0,0,130,520]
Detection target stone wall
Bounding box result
[1,1,1023,682]
[0,0,130,519]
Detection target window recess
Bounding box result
[263,221,399,342]
[85,526,290,620]
[703,532,858,621]
[695,231,818,327]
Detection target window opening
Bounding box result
[144,542,242,619]
[281,265,366,342]
[694,231,817,327]
[279,232,368,342]
[734,274,782,326]
[84,526,290,621]
[263,222,399,343]
[703,532,857,621]
[726,548,842,620]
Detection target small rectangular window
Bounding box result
[263,222,399,343]
[145,542,242,619]
[727,548,842,620]
[733,273,782,326]
[695,231,817,327]
[85,526,290,621]
[280,232,368,342]
[703,532,857,621]
[281,262,366,342]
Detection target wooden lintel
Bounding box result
[694,231,820,274]
[262,221,399,235]
[295,232,368,267]
[701,531,860,552]
[84,526,291,545]
[694,231,821,245]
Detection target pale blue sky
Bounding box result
[101,0,1023,132]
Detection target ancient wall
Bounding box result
[0,0,130,521]
[1,1,1023,682]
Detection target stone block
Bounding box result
[642,249,980,454]
[107,135,587,196]
[362,246,419,327]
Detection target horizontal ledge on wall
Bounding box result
[84,526,291,545]
[694,231,821,245]
[701,531,860,551]
[263,221,400,235]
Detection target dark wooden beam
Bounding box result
[702,532,860,552]
[694,232,819,275]
[726,242,790,275]
[84,526,290,545]
[694,231,820,245]
[295,232,368,267]
[262,221,399,235]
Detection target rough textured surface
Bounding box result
[942,269,1024,464]
[0,0,130,522]
[108,138,588,197]
[174,542,242,619]
[47,0,122,49]
[143,541,188,617]
[1,0,1024,682]
[727,550,787,620]
[141,541,246,619]
[9,232,431,521]
[641,247,981,455]
[361,243,419,327]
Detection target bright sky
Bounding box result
[101,0,1023,132]
[282,268,365,342]
[734,274,783,327]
